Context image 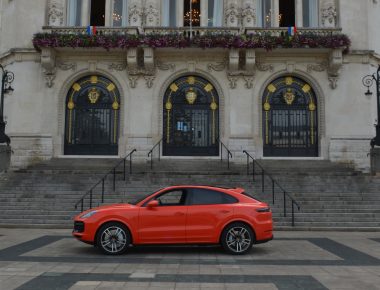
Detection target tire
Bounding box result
[96,222,130,255]
[220,222,254,255]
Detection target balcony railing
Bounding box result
[42,26,342,37]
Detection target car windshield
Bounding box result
[127,189,162,205]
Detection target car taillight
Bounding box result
[256,207,271,213]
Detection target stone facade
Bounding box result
[0,0,379,172]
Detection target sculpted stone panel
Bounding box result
[129,0,143,26]
[320,0,337,28]
[47,0,64,26]
[144,0,160,26]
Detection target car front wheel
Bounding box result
[221,222,254,255]
[96,222,130,255]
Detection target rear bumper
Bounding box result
[255,234,273,244]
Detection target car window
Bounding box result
[189,189,238,205]
[155,190,186,206]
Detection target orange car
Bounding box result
[73,185,273,255]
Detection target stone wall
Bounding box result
[0,145,11,172]
[9,134,53,169]
[329,137,372,172]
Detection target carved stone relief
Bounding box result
[241,0,256,27]
[144,0,159,26]
[224,0,240,27]
[47,0,64,26]
[128,0,143,26]
[307,49,343,89]
[320,0,337,28]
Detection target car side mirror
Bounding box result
[147,200,159,208]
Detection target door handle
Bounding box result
[174,212,185,216]
[220,210,230,214]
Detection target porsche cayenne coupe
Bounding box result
[73,185,273,255]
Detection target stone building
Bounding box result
[0,0,379,171]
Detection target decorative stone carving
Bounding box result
[47,0,64,26]
[245,49,256,73]
[227,49,256,88]
[224,0,240,27]
[228,49,240,72]
[156,60,175,72]
[227,76,239,89]
[144,76,155,88]
[109,62,127,71]
[327,49,343,89]
[57,61,76,71]
[41,48,56,87]
[256,62,274,72]
[128,75,139,88]
[307,50,342,89]
[241,0,256,27]
[129,1,143,26]
[307,61,328,73]
[144,0,159,26]
[143,47,155,72]
[321,1,337,28]
[44,72,56,88]
[243,76,254,89]
[207,58,228,72]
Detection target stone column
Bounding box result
[295,0,303,27]
[177,0,184,27]
[82,0,90,26]
[105,0,112,26]
[200,0,208,27]
[273,0,280,27]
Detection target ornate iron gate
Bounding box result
[64,75,120,155]
[163,75,219,156]
[263,76,318,157]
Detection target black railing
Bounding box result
[220,140,233,169]
[147,138,162,170]
[74,149,137,212]
[242,150,301,226]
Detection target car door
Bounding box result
[138,188,188,244]
[186,188,237,243]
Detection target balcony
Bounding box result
[35,26,349,51]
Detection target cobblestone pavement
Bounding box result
[0,229,379,290]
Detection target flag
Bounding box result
[86,26,97,35]
[288,26,297,36]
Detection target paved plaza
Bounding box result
[0,229,379,290]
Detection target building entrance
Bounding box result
[163,75,219,156]
[263,76,318,157]
[64,75,120,155]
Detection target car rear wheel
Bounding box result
[221,222,254,255]
[96,222,130,255]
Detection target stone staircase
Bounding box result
[0,157,379,230]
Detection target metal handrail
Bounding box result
[74,149,137,212]
[147,138,163,170]
[242,150,301,226]
[220,140,233,169]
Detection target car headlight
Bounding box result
[80,210,98,219]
